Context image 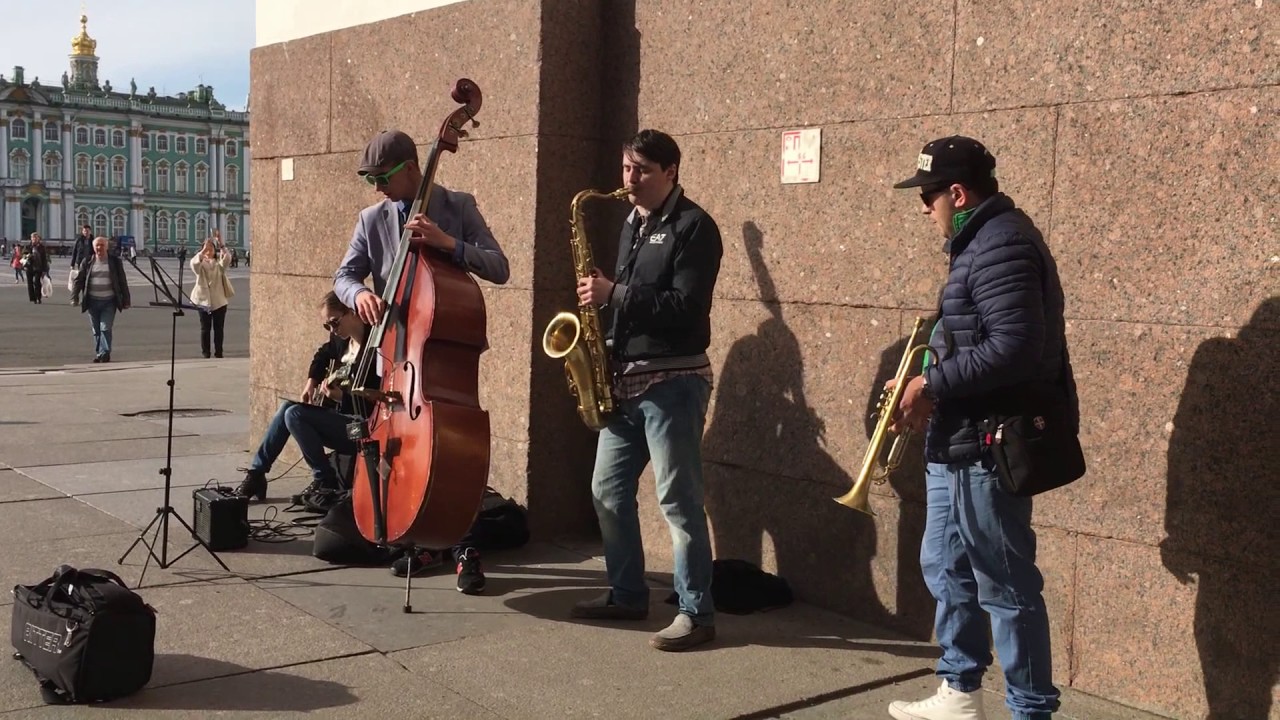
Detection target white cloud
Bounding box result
[0,0,253,110]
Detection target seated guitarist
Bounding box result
[239,289,489,595]
[236,292,374,505]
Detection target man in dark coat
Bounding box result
[886,137,1072,720]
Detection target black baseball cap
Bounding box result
[893,135,996,189]
[358,130,418,175]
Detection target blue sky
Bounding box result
[0,0,253,111]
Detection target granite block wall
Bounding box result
[250,1,1279,717]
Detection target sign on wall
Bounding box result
[780,127,821,184]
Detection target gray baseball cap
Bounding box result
[358,130,418,175]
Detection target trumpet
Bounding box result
[834,316,934,516]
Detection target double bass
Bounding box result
[347,79,491,554]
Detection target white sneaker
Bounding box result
[888,680,988,720]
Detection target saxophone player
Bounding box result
[571,129,724,652]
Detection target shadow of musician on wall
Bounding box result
[864,332,938,640]
[702,222,891,629]
[1161,296,1279,720]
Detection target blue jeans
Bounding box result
[86,297,117,357]
[921,461,1060,719]
[591,374,714,625]
[251,401,358,486]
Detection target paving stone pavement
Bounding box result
[0,359,1172,719]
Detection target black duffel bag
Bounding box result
[10,565,157,704]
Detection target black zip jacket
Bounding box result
[608,191,723,362]
[307,329,380,417]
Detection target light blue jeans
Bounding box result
[591,374,714,625]
[86,297,117,358]
[921,461,1060,719]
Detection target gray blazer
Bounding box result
[334,185,509,310]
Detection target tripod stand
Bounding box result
[118,249,230,587]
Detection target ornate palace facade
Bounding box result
[0,14,250,253]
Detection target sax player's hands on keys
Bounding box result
[576,267,614,307]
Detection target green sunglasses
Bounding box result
[363,160,409,186]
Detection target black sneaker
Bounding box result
[290,480,339,506]
[455,548,485,595]
[390,548,444,578]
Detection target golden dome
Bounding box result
[71,14,97,57]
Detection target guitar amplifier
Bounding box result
[192,487,250,551]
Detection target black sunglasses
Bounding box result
[322,311,346,332]
[920,184,950,206]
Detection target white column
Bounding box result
[0,122,9,176]
[61,118,73,187]
[129,123,142,190]
[215,137,225,195]
[32,114,44,181]
[4,195,20,242]
[48,199,62,239]
[130,204,143,240]
[208,134,219,193]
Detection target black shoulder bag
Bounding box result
[11,565,157,704]
[981,237,1087,497]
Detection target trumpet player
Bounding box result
[570,129,724,652]
[886,137,1072,720]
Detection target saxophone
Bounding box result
[542,187,630,431]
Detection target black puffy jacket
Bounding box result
[921,193,1075,463]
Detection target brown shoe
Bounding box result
[570,591,648,621]
[649,614,715,652]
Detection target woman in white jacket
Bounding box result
[190,237,233,358]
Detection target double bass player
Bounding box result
[334,128,510,595]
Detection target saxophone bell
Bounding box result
[543,187,630,432]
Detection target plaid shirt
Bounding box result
[614,365,714,400]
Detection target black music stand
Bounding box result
[117,249,231,587]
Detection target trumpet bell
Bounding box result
[543,312,581,359]
[833,478,876,516]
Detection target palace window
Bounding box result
[44,121,59,142]
[225,165,239,195]
[141,159,151,191]
[142,133,150,151]
[157,212,170,242]
[174,162,188,193]
[195,213,208,240]
[111,129,125,148]
[93,128,107,147]
[111,156,126,188]
[43,152,61,181]
[10,118,27,140]
[156,161,170,192]
[93,156,108,187]
[10,150,30,183]
[112,209,127,238]
[225,214,238,244]
[76,208,91,231]
[195,137,207,155]
[93,210,109,238]
[142,212,151,243]
[195,163,208,194]
[175,212,189,242]
[156,134,169,152]
[176,136,187,154]
[75,154,90,186]
[75,126,89,145]
[225,139,238,158]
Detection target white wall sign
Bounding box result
[780,127,821,184]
